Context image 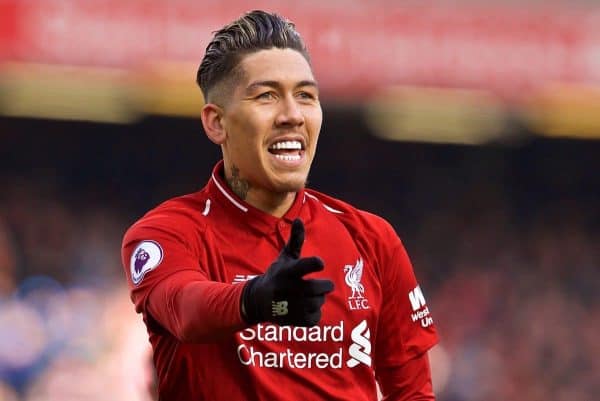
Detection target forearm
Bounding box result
[377,352,435,401]
[147,275,247,343]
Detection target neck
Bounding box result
[245,189,297,218]
[223,165,297,218]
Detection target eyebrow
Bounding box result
[245,80,319,93]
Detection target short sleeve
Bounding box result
[121,220,206,314]
[375,238,438,368]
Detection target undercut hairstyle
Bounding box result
[197,10,310,105]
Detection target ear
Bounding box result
[201,103,227,145]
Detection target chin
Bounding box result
[273,181,305,193]
[270,175,307,193]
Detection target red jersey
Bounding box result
[121,161,438,400]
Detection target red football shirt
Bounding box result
[122,161,438,400]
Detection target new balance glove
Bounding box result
[241,218,334,327]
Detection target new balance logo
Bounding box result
[347,320,371,368]
[232,274,258,284]
[271,301,289,317]
[408,285,426,311]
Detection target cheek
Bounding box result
[306,107,323,131]
[231,131,266,169]
[306,112,322,145]
[227,117,263,152]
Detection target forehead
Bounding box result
[236,48,315,88]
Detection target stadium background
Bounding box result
[1,1,598,400]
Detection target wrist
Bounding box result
[240,277,260,325]
[240,294,248,321]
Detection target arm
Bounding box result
[377,352,435,401]
[145,271,246,343]
[123,218,332,344]
[122,221,248,343]
[122,212,245,343]
[374,234,438,400]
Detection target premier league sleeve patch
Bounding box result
[130,240,163,285]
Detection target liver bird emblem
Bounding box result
[344,258,365,299]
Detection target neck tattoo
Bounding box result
[227,165,250,200]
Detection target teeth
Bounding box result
[270,140,302,150]
[274,154,301,161]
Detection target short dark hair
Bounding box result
[197,10,309,104]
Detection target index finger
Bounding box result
[283,218,304,259]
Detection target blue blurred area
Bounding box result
[0,113,598,400]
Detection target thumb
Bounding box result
[283,218,304,259]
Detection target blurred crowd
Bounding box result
[0,137,598,401]
[412,199,599,400]
[0,176,154,401]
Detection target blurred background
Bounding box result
[1,0,599,400]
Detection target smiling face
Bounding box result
[216,48,322,198]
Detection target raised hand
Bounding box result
[241,219,334,326]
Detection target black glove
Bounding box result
[241,218,334,327]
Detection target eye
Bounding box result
[256,91,276,100]
[297,91,315,100]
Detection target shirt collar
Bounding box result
[206,160,309,234]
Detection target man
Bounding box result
[122,10,438,401]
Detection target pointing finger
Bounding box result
[283,218,304,259]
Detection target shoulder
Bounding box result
[304,189,399,246]
[123,191,211,245]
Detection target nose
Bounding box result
[275,95,304,128]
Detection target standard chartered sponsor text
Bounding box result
[237,321,345,369]
[237,345,344,368]
[239,321,344,342]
